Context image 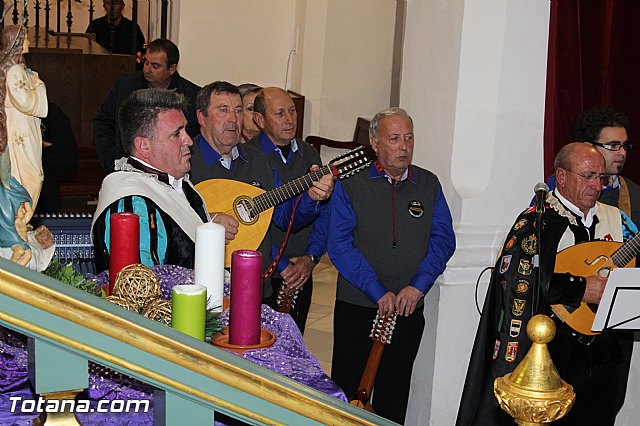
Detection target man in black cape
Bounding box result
[457,143,637,425]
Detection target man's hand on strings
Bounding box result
[307,165,334,202]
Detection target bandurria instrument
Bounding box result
[350,311,397,412]
[551,236,639,335]
[195,145,376,267]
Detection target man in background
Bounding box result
[94,38,200,173]
[544,107,640,223]
[86,0,145,59]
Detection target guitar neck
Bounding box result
[354,341,385,405]
[611,231,640,267]
[251,165,332,214]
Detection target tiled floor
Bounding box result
[303,255,338,374]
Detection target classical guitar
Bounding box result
[195,145,375,267]
[551,233,640,335]
[350,311,397,413]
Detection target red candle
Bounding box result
[109,212,140,295]
[229,250,263,345]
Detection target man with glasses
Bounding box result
[542,107,640,223]
[458,143,637,425]
[574,107,640,224]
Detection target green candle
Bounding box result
[171,285,207,340]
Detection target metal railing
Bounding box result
[1,0,169,40]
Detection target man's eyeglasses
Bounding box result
[591,141,633,151]
[562,168,613,186]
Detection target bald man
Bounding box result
[458,143,638,426]
[247,87,328,334]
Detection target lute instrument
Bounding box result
[195,145,375,267]
[551,234,639,335]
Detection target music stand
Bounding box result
[592,268,640,332]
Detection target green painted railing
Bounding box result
[0,258,395,425]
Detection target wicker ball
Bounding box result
[106,295,137,311]
[112,264,160,311]
[142,299,172,325]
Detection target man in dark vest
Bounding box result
[247,87,329,334]
[188,81,333,304]
[327,107,456,424]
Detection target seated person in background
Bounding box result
[36,102,78,214]
[238,83,262,142]
[94,38,200,173]
[91,89,209,273]
[86,0,145,60]
[188,81,333,306]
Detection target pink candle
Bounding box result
[229,250,263,345]
[109,212,140,295]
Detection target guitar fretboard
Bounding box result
[251,165,332,214]
[612,232,640,267]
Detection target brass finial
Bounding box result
[494,314,575,425]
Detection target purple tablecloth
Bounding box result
[0,265,345,424]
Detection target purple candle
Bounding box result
[229,250,263,345]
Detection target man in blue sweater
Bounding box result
[328,107,456,423]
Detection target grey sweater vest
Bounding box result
[337,165,440,308]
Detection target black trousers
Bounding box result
[331,300,425,424]
[549,320,633,426]
[265,277,313,335]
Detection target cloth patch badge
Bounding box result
[493,339,501,360]
[516,279,529,294]
[513,218,527,231]
[510,319,522,338]
[518,259,532,276]
[500,255,512,273]
[408,200,424,218]
[521,235,537,255]
[506,342,518,362]
[505,236,517,250]
[512,299,526,316]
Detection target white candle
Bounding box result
[194,222,225,312]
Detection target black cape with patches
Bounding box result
[456,201,584,426]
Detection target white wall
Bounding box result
[176,0,295,88]
[402,1,550,424]
[175,0,394,140]
[300,0,395,138]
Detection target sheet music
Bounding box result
[592,268,640,332]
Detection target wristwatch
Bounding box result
[308,254,321,265]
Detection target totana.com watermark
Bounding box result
[9,396,150,413]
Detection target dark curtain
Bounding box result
[544,0,640,183]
